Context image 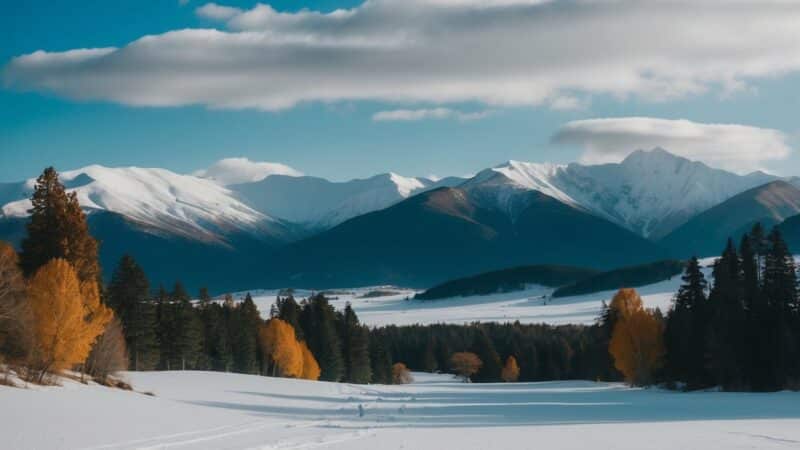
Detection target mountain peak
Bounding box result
[621,147,692,166]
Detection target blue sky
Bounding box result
[2,0,799,182]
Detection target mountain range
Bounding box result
[1,149,797,292]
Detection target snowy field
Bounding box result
[3,370,800,449]
[234,265,713,327]
[226,260,721,327]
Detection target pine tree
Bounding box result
[740,234,761,312]
[275,295,303,340]
[198,287,212,306]
[232,293,260,374]
[20,167,100,284]
[759,228,798,389]
[422,335,438,373]
[369,336,393,384]
[340,303,371,384]
[300,294,344,381]
[154,285,174,370]
[199,303,233,371]
[470,328,502,382]
[664,257,704,380]
[707,240,746,389]
[170,282,202,370]
[106,255,159,370]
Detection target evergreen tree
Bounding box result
[198,287,212,306]
[423,335,438,373]
[707,240,747,389]
[300,294,344,381]
[106,255,159,370]
[740,234,761,312]
[232,293,260,374]
[170,282,202,370]
[665,256,710,388]
[469,328,502,382]
[369,336,393,384]
[275,295,303,340]
[200,303,233,371]
[20,167,100,284]
[339,304,372,384]
[759,228,798,388]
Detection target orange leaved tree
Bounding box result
[259,318,303,378]
[299,341,321,381]
[28,259,112,381]
[501,355,520,382]
[392,362,414,384]
[608,288,665,386]
[450,351,483,382]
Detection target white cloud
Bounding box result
[372,108,491,122]
[551,117,792,173]
[5,1,800,110]
[196,2,242,20]
[194,158,303,185]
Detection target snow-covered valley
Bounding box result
[4,370,800,450]
[236,263,699,327]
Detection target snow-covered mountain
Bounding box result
[464,148,778,239]
[229,173,466,231]
[0,165,291,244]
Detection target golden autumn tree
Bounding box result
[609,288,644,319]
[299,341,321,381]
[28,259,112,381]
[392,362,414,384]
[608,288,665,386]
[259,319,303,378]
[501,355,520,382]
[0,242,30,362]
[450,351,482,382]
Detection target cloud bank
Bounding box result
[372,108,491,122]
[552,117,792,173]
[194,158,302,185]
[5,0,800,110]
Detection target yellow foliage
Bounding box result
[450,351,482,381]
[609,288,644,320]
[259,319,303,378]
[501,355,520,382]
[28,259,110,378]
[608,289,664,386]
[392,362,413,384]
[299,341,321,380]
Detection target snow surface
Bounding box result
[237,263,709,327]
[4,370,800,449]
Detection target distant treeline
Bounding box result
[552,260,685,298]
[416,260,685,301]
[415,265,597,300]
